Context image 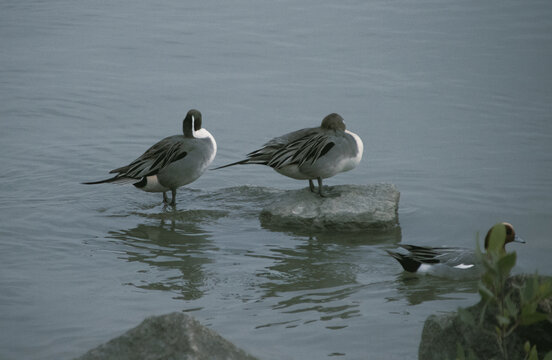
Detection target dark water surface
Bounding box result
[1,1,551,359]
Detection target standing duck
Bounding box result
[213,113,363,197]
[83,109,216,206]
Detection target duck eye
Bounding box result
[506,228,512,235]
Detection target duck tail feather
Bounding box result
[82,175,133,185]
[386,250,422,273]
[211,159,250,170]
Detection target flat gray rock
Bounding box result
[77,312,258,360]
[259,183,400,231]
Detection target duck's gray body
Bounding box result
[84,109,216,205]
[214,113,363,196]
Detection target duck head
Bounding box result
[183,109,202,138]
[484,222,525,251]
[321,113,346,131]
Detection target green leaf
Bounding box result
[458,307,475,326]
[456,343,466,360]
[543,351,552,360]
[520,311,549,326]
[487,223,506,255]
[524,341,531,353]
[521,302,538,317]
[497,252,516,277]
[505,296,519,318]
[496,315,511,326]
[480,272,494,286]
[522,276,538,303]
[474,235,484,260]
[478,283,495,302]
[528,344,539,360]
[478,301,489,326]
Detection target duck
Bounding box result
[386,222,525,275]
[213,113,363,197]
[83,109,216,206]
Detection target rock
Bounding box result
[418,312,501,360]
[259,183,400,231]
[418,275,552,360]
[76,312,258,360]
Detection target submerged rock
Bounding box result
[77,312,258,360]
[418,275,552,360]
[259,183,400,231]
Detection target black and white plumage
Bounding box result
[83,109,216,206]
[214,113,363,196]
[386,222,525,276]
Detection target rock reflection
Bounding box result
[108,209,225,300]
[262,220,402,243]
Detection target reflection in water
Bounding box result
[108,209,225,300]
[252,228,402,328]
[261,216,402,244]
[389,272,478,306]
[259,239,359,295]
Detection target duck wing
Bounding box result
[398,244,462,264]
[247,128,335,169]
[110,136,188,179]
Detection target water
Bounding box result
[1,0,551,359]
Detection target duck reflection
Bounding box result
[390,272,479,306]
[108,209,225,300]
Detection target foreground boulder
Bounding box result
[77,312,258,360]
[259,183,400,231]
[419,275,552,359]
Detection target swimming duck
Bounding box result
[213,113,363,197]
[386,222,525,275]
[83,109,216,206]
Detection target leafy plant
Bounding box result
[525,341,552,360]
[467,223,552,359]
[455,342,477,360]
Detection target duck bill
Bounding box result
[513,235,526,244]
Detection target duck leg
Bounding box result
[170,189,177,206]
[309,179,315,193]
[317,177,325,197]
[163,192,168,204]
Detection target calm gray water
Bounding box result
[1,0,551,359]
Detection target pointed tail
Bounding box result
[386,250,422,273]
[82,175,134,185]
[211,159,250,170]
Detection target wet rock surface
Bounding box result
[259,183,400,231]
